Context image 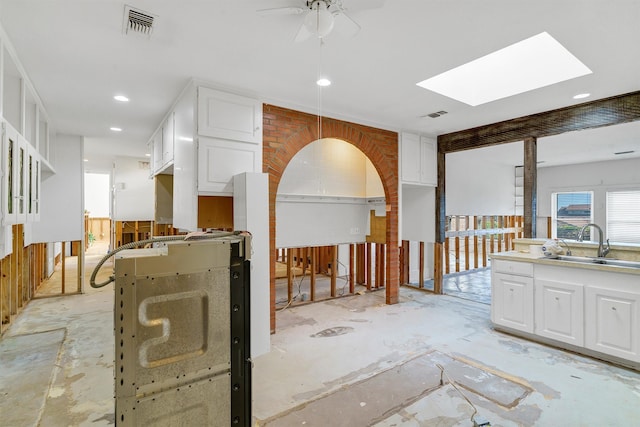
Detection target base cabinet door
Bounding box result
[492,273,534,333]
[585,286,640,362]
[535,280,584,346]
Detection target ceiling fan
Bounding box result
[258,0,383,42]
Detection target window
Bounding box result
[607,191,640,243]
[552,192,593,240]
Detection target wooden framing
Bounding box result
[434,91,640,291]
[0,229,48,335]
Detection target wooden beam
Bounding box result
[310,247,316,301]
[330,245,337,297]
[349,244,355,294]
[419,241,425,289]
[433,243,443,294]
[286,248,293,303]
[438,91,640,152]
[523,136,537,238]
[366,242,372,290]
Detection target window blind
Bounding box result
[607,191,640,243]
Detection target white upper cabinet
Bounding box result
[162,112,175,166]
[15,135,28,223]
[400,133,436,186]
[2,121,18,225]
[197,87,262,144]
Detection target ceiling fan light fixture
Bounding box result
[304,1,335,38]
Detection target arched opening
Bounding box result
[264,104,399,332]
[275,138,385,306]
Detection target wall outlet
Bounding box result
[350,227,360,234]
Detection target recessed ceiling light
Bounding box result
[110,127,122,132]
[114,95,129,102]
[84,159,89,162]
[145,153,151,157]
[316,78,331,87]
[573,93,590,99]
[416,32,592,106]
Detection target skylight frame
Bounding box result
[416,32,592,106]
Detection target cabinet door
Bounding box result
[197,138,260,195]
[535,279,584,346]
[162,112,175,165]
[197,87,262,144]
[585,286,640,362]
[16,136,28,223]
[492,272,534,333]
[1,121,17,225]
[420,136,437,185]
[400,132,421,183]
[152,131,163,173]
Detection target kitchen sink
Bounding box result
[542,255,640,269]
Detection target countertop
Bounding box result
[491,250,640,276]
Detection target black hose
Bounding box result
[89,231,239,288]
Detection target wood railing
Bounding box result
[400,215,524,292]
[443,215,523,274]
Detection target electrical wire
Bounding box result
[436,363,479,425]
[89,231,240,288]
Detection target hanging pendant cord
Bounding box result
[317,36,324,141]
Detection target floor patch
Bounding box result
[0,329,66,426]
[259,351,530,426]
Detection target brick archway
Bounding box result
[263,104,399,332]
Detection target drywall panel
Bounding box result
[234,172,270,358]
[112,157,154,221]
[172,85,197,231]
[279,138,371,197]
[402,185,435,242]
[276,196,370,248]
[366,159,384,197]
[446,142,522,215]
[30,134,83,243]
[85,172,110,217]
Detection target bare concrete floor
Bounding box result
[1,245,640,426]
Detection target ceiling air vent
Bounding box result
[123,5,156,37]
[422,110,449,119]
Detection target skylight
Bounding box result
[416,32,592,106]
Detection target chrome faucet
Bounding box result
[577,223,610,258]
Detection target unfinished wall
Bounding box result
[263,105,399,332]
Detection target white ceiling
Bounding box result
[0,0,639,173]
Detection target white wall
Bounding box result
[30,134,84,243]
[445,142,522,215]
[84,173,110,217]
[537,157,640,237]
[112,156,154,221]
[276,138,385,248]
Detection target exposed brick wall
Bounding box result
[263,104,399,332]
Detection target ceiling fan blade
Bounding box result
[257,6,305,16]
[294,18,313,42]
[332,11,361,38]
[339,0,385,11]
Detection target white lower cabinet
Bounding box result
[585,286,640,362]
[492,260,534,333]
[535,279,584,346]
[492,257,640,367]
